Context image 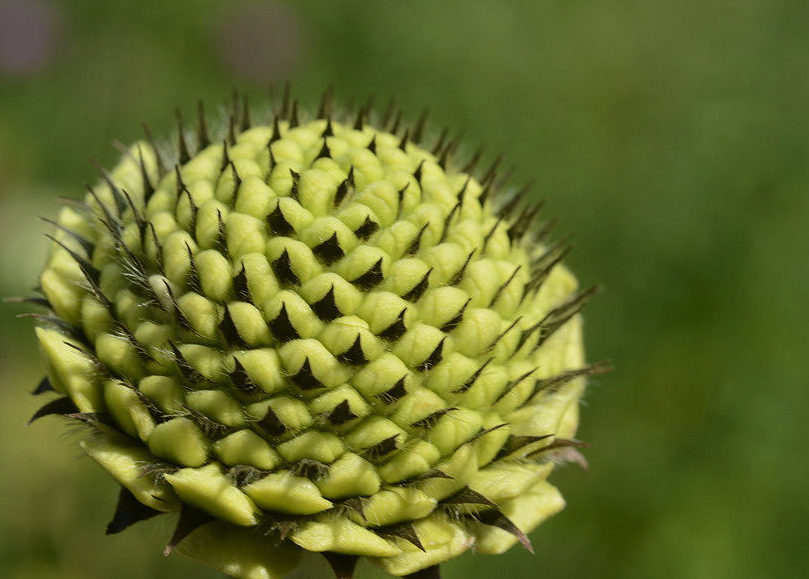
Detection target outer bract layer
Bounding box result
[29,102,600,579]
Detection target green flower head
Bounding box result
[24,91,604,579]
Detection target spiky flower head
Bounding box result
[23,91,604,579]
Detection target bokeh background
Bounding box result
[1,1,808,578]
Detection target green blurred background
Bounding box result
[1,1,808,578]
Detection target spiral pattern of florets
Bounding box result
[26,97,602,579]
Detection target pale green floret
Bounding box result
[81,294,114,342]
[451,308,503,357]
[266,237,322,282]
[315,452,381,499]
[96,332,145,380]
[474,415,512,466]
[420,243,467,284]
[216,159,263,205]
[196,249,234,302]
[165,464,261,526]
[344,416,405,450]
[296,170,341,215]
[292,519,401,557]
[376,220,420,258]
[378,440,442,484]
[81,431,179,512]
[300,273,363,316]
[176,155,220,190]
[475,481,565,555]
[147,274,178,314]
[392,323,451,367]
[228,302,273,346]
[420,445,478,500]
[36,327,101,412]
[178,292,220,339]
[360,487,436,526]
[39,256,84,324]
[417,286,470,328]
[469,462,553,503]
[356,291,413,334]
[178,343,227,380]
[38,268,82,325]
[336,203,380,235]
[232,348,285,394]
[336,245,389,283]
[114,289,145,330]
[278,338,350,388]
[243,471,333,515]
[163,231,198,284]
[195,199,230,249]
[103,380,155,440]
[186,390,246,427]
[214,430,282,471]
[427,409,484,456]
[422,352,478,397]
[145,186,176,219]
[277,431,345,464]
[390,388,446,427]
[267,161,300,194]
[233,177,277,218]
[138,375,186,413]
[299,217,359,255]
[268,196,314,232]
[32,112,594,579]
[148,418,209,467]
[318,317,384,361]
[309,385,369,421]
[264,291,323,338]
[177,179,216,224]
[351,353,412,397]
[382,257,432,297]
[236,253,280,306]
[227,213,267,258]
[376,517,471,577]
[177,522,302,579]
